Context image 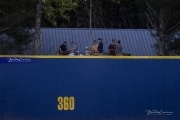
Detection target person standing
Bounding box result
[116,40,123,55]
[108,39,116,55]
[91,40,98,55]
[98,38,103,55]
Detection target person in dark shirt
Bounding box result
[59,41,69,55]
[108,39,116,55]
[98,38,103,55]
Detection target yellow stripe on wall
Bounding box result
[0,55,180,59]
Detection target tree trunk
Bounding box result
[158,9,166,56]
[34,0,41,55]
[158,39,165,56]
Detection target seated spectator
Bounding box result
[69,41,77,54]
[91,40,98,55]
[116,40,123,55]
[98,38,103,55]
[108,39,116,55]
[85,46,90,55]
[59,41,69,55]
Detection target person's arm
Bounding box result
[69,45,77,52]
[91,46,94,54]
[59,47,62,54]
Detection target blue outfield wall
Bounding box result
[0,56,180,120]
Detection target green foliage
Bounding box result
[0,0,35,27]
[0,0,34,54]
[41,0,77,27]
[69,0,89,27]
[0,0,179,54]
[40,0,179,28]
[67,0,139,28]
[0,28,33,54]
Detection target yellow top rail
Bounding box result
[0,55,180,59]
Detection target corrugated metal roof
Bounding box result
[27,28,157,55]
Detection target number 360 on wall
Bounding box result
[57,96,75,111]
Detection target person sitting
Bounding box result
[85,46,90,55]
[69,41,77,54]
[91,40,98,55]
[108,39,116,55]
[59,41,69,55]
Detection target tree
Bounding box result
[34,0,41,55]
[69,0,89,28]
[168,38,180,55]
[0,0,34,54]
[145,0,180,55]
[41,0,77,27]
[40,0,140,28]
[112,0,139,28]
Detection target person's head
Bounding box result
[63,41,67,45]
[117,40,121,44]
[98,38,102,42]
[85,46,89,50]
[93,40,97,45]
[112,39,116,44]
[71,41,75,45]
